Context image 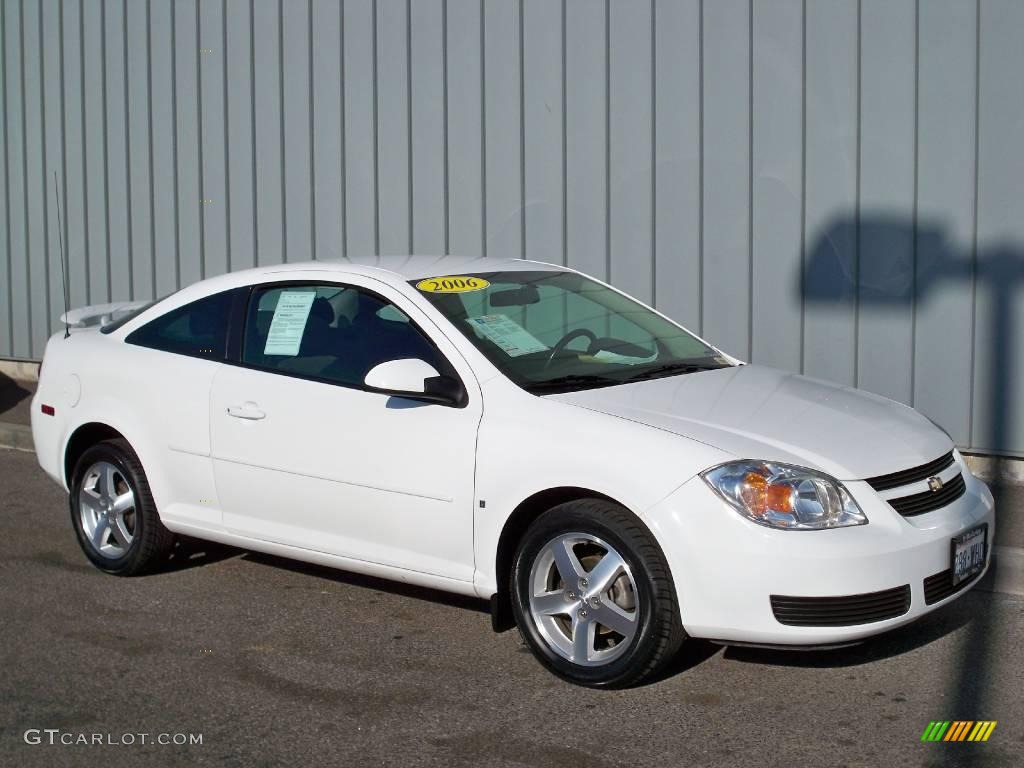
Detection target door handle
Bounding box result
[226,402,266,421]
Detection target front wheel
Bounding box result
[510,499,685,687]
[69,439,174,575]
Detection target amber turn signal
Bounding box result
[738,471,795,517]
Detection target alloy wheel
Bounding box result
[78,461,137,558]
[528,532,639,667]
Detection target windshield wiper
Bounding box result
[625,361,724,383]
[525,374,621,394]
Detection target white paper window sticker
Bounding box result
[466,314,549,357]
[264,291,317,356]
[585,348,657,365]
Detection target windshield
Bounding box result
[412,270,730,394]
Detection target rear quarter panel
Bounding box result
[32,329,220,525]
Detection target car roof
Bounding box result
[231,255,567,284]
[110,255,571,331]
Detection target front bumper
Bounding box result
[644,455,995,645]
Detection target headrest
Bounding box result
[309,296,334,325]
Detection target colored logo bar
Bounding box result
[921,721,997,742]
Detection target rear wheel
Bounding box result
[510,499,685,687]
[70,439,174,575]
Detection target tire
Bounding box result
[69,438,175,576]
[510,498,686,688]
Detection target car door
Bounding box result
[208,277,482,583]
[120,288,243,530]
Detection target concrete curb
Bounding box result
[0,359,39,382]
[0,419,1021,598]
[0,421,34,453]
[979,546,1024,598]
[964,453,1024,486]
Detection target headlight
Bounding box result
[701,460,868,530]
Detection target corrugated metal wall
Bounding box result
[1,0,1022,456]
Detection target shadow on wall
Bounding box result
[803,214,1022,768]
[802,212,1022,456]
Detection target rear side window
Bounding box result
[125,290,234,360]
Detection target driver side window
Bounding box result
[242,283,449,389]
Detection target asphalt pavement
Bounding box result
[1,447,1022,768]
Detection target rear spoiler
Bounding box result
[60,300,151,330]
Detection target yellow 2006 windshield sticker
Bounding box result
[416,276,490,293]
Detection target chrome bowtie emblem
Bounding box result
[927,476,944,492]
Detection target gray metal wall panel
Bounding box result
[200,0,228,278]
[409,0,444,254]
[857,0,915,405]
[124,0,152,300]
[226,0,257,271]
[149,0,177,295]
[481,0,520,261]
[375,0,410,256]
[24,0,50,355]
[83,0,109,304]
[124,0,149,301]
[0,1,9,357]
[0,0,1021,457]
[522,0,562,267]
[172,0,201,283]
[4,0,30,357]
[42,2,64,324]
[62,0,85,308]
[751,0,801,371]
[609,0,652,305]
[701,0,750,359]
[565,0,606,282]
[802,0,857,387]
[103,0,131,306]
[282,0,313,262]
[653,0,699,332]
[446,0,484,258]
[253,0,284,264]
[973,0,1024,456]
[914,0,977,446]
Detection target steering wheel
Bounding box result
[543,328,598,370]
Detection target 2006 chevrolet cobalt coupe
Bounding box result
[32,255,994,687]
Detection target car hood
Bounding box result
[548,365,952,480]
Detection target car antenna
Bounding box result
[53,171,70,339]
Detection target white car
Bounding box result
[31,256,994,687]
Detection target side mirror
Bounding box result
[363,359,466,407]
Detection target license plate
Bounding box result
[951,524,987,586]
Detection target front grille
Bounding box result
[887,473,966,517]
[770,585,911,627]
[924,567,983,605]
[865,451,956,492]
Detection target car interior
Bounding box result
[243,286,444,387]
